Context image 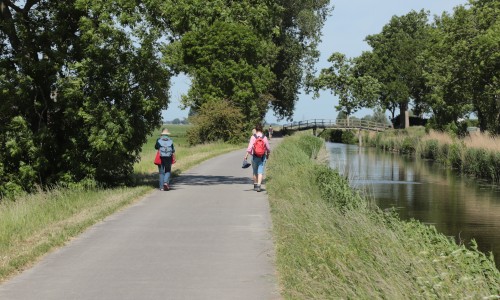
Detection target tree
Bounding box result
[179,21,276,125]
[159,0,332,122]
[362,10,432,128]
[423,0,499,133]
[309,53,380,125]
[0,1,170,194]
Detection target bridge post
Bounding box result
[313,127,317,136]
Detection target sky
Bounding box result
[162,0,469,124]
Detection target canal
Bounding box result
[327,142,500,267]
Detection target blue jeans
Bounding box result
[158,156,173,188]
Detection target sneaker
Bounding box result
[160,188,164,191]
[164,183,170,191]
[256,185,261,192]
[253,184,257,191]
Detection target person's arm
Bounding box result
[244,136,256,160]
[264,137,271,157]
[171,141,175,153]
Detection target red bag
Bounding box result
[252,134,266,157]
[154,150,161,165]
[172,153,176,165]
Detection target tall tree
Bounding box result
[159,0,332,122]
[309,52,380,125]
[0,1,170,194]
[179,21,276,125]
[362,10,431,128]
[423,0,499,133]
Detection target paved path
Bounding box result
[0,144,281,300]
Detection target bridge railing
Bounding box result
[283,119,392,132]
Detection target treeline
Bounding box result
[309,0,499,135]
[0,0,331,197]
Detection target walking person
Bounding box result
[244,124,271,192]
[155,128,175,191]
[268,125,273,140]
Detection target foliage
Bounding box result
[179,21,276,124]
[308,52,380,120]
[423,0,500,133]
[160,0,332,122]
[0,1,171,195]
[360,10,432,127]
[187,100,247,145]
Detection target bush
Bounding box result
[420,139,439,160]
[187,100,247,145]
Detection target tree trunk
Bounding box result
[399,102,409,129]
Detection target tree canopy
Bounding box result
[0,0,170,195]
[308,52,380,123]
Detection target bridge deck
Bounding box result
[283,119,392,133]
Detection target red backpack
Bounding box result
[253,134,266,157]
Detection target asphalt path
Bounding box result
[0,143,281,300]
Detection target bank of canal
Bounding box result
[327,142,500,267]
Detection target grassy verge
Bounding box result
[266,134,500,299]
[363,127,500,182]
[0,124,244,282]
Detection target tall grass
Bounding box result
[365,127,500,182]
[0,186,149,281]
[0,124,244,282]
[266,134,500,299]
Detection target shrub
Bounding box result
[400,136,417,154]
[420,139,439,160]
[187,100,247,145]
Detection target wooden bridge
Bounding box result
[283,119,392,136]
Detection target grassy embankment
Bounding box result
[363,127,500,182]
[0,125,244,282]
[266,133,500,299]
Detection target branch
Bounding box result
[23,0,41,13]
[0,0,21,51]
[1,0,22,13]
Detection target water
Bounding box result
[327,142,500,267]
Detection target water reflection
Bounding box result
[327,142,500,267]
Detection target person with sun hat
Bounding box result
[155,128,175,191]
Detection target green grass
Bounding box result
[266,134,500,299]
[0,124,244,282]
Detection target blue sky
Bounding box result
[163,0,468,124]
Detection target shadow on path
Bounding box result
[175,174,252,186]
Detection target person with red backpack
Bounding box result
[244,124,271,192]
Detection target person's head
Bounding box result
[161,128,171,137]
[255,124,263,133]
[252,128,256,135]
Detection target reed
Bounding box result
[366,128,500,182]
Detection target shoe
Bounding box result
[254,184,257,191]
[164,183,170,191]
[256,185,261,192]
[160,188,164,191]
